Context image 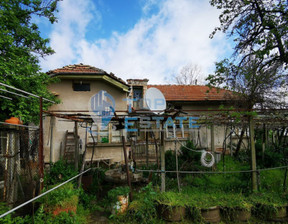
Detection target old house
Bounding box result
[44,64,236,165]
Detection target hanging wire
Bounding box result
[175,136,216,167]
[0,122,38,129]
[175,136,203,153]
[136,165,288,174]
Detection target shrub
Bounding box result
[45,159,77,185]
[38,182,79,214]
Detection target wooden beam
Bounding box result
[122,136,133,201]
[74,121,79,170]
[249,116,258,191]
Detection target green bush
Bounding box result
[0,202,30,224]
[38,182,79,212]
[45,159,78,185]
[112,183,159,224]
[26,205,87,224]
[259,169,286,193]
[182,156,250,193]
[107,186,130,204]
[165,141,203,174]
[249,192,288,219]
[87,167,106,195]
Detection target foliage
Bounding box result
[206,57,287,109]
[210,0,288,66]
[112,183,159,224]
[218,192,252,210]
[0,203,30,224]
[179,140,203,170]
[208,0,288,111]
[78,187,103,212]
[107,186,130,204]
[156,191,187,207]
[86,167,106,196]
[0,0,60,123]
[38,182,79,210]
[22,204,87,224]
[139,163,160,185]
[45,159,78,185]
[259,169,286,193]
[249,192,287,219]
[165,140,204,179]
[184,156,251,193]
[255,143,288,168]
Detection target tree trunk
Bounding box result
[235,128,246,157]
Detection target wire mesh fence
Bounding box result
[0,124,39,207]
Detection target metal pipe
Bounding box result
[0,88,30,99]
[0,168,91,219]
[0,95,12,100]
[0,82,55,103]
[39,97,44,191]
[0,122,38,129]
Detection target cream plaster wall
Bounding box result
[44,79,128,163]
[48,79,127,111]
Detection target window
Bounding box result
[165,121,189,139]
[132,87,143,109]
[73,82,90,91]
[166,124,176,139]
[88,122,122,144]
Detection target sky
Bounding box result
[37,0,233,84]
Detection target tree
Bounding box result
[173,63,203,85]
[206,56,287,156]
[209,0,288,190]
[210,0,288,67]
[0,0,59,123]
[207,57,287,109]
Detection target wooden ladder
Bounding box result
[63,130,76,162]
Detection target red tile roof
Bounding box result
[47,63,128,86]
[147,85,233,101]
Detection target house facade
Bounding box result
[44,64,236,165]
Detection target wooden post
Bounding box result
[151,130,159,170]
[262,124,266,163]
[211,124,215,169]
[74,121,79,171]
[3,133,9,200]
[122,136,133,201]
[230,126,233,156]
[175,140,181,192]
[49,116,55,165]
[161,125,165,192]
[211,124,215,153]
[39,97,44,191]
[145,130,149,166]
[78,122,88,188]
[265,125,268,146]
[249,116,258,191]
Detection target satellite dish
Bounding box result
[144,87,166,114]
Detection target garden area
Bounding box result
[1,126,288,224]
